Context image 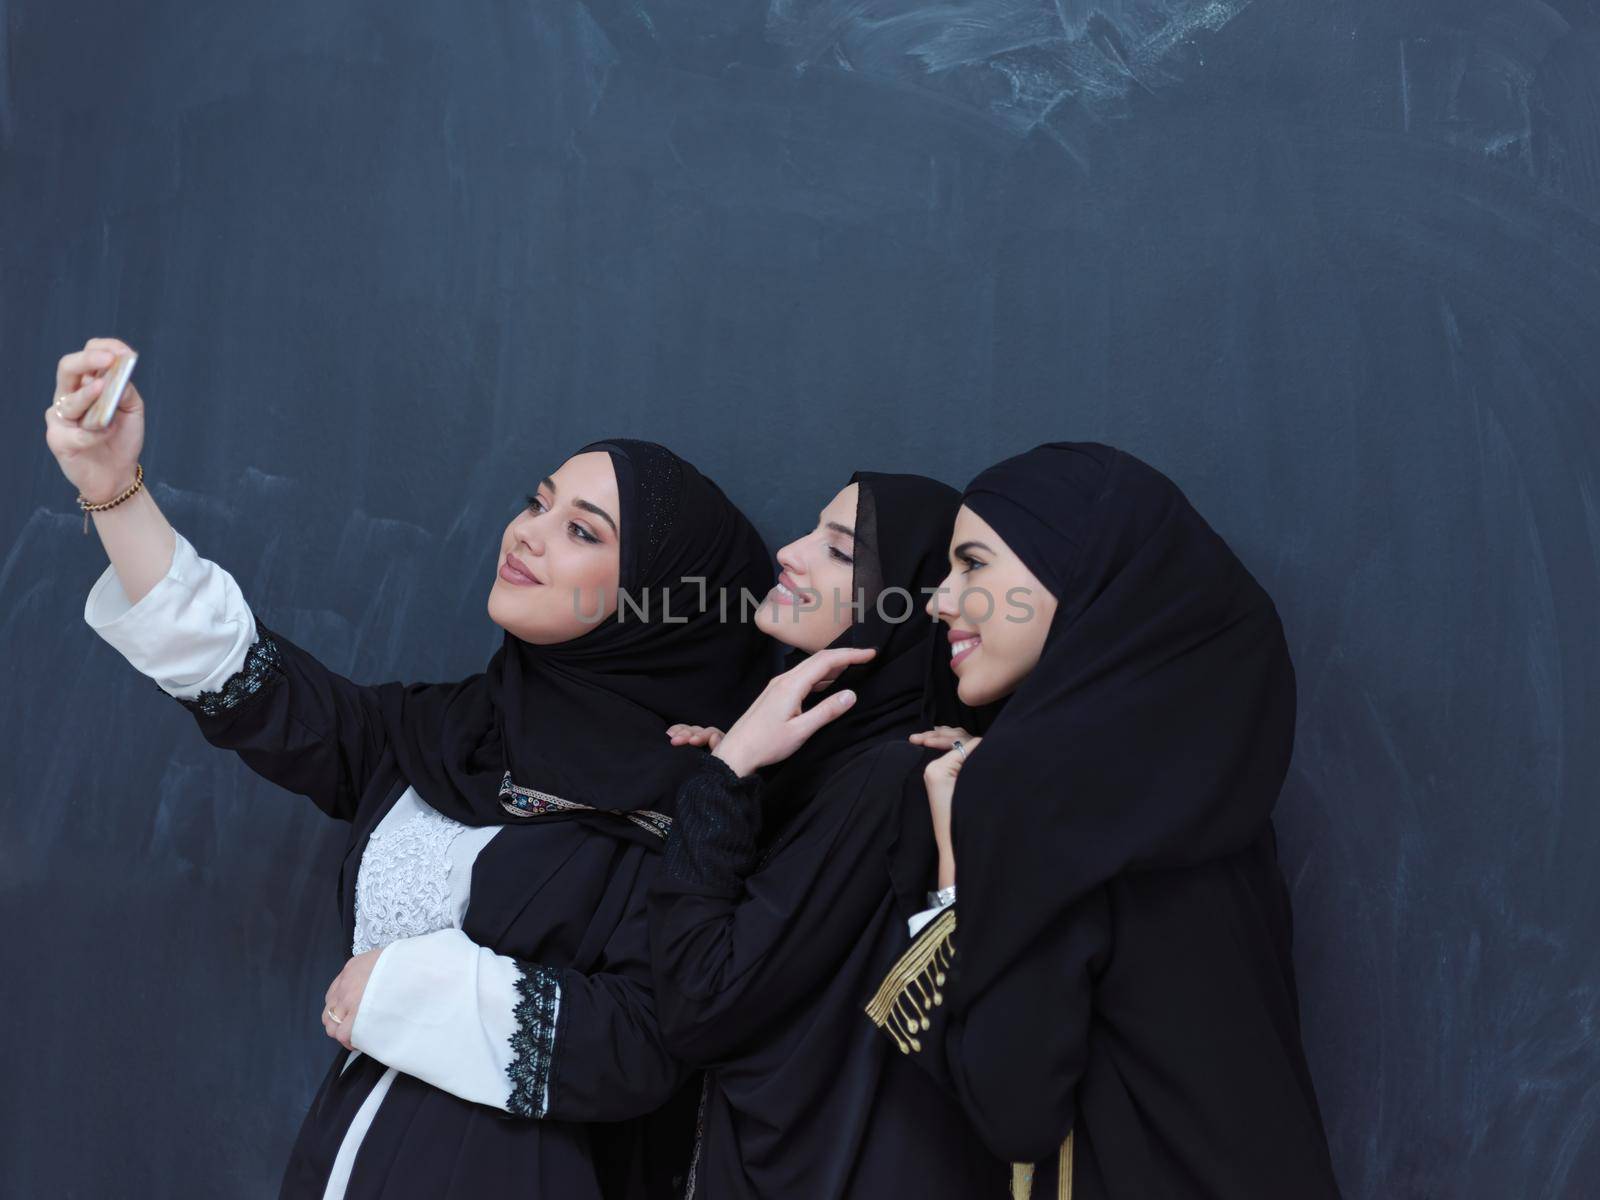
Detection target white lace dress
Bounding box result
[84,530,560,1200]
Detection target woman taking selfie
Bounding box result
[46,337,776,1199]
[872,441,1341,1198]
[648,472,1008,1198]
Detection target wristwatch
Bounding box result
[925,884,957,909]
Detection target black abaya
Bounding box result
[648,472,1009,1199]
[165,440,776,1199]
[867,442,1342,1199]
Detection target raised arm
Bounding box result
[349,855,687,1122]
[647,743,910,1065]
[83,520,399,823]
[53,338,397,822]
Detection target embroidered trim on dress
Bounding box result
[177,633,286,717]
[349,807,463,956]
[506,961,561,1118]
[1010,1132,1074,1200]
[864,905,956,1054]
[681,1071,712,1199]
[497,771,673,841]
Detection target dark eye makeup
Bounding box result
[524,493,601,546]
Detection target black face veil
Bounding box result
[938,441,1298,996]
[375,438,779,844]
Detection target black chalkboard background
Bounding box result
[5,2,1598,1196]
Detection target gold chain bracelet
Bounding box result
[77,462,145,533]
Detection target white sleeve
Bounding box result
[908,904,946,938]
[349,928,562,1118]
[82,529,258,700]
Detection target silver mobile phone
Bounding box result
[84,351,137,429]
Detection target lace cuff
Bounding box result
[349,928,562,1117]
[662,752,765,891]
[507,962,562,1118]
[83,528,261,700]
[865,904,956,1054]
[174,628,287,717]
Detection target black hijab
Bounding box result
[376,438,778,845]
[939,440,1297,998]
[647,471,1014,1198]
[761,471,965,816]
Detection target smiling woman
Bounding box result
[648,471,1012,1199]
[924,506,1058,707]
[49,343,778,1200]
[490,451,623,642]
[873,442,1340,1199]
[752,481,863,652]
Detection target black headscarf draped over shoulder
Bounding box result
[943,440,1297,995]
[376,438,778,845]
[649,469,1015,1197]
[762,471,970,815]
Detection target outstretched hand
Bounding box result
[711,646,877,778]
[44,337,145,504]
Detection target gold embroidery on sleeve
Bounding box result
[864,906,956,1053]
[1008,1132,1074,1200]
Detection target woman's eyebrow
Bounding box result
[952,540,994,557]
[825,520,868,550]
[537,476,611,537]
[574,498,618,535]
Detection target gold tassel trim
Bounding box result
[1009,1132,1073,1200]
[863,906,956,1054]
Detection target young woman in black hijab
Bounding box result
[869,441,1341,1198]
[62,345,774,1200]
[647,472,1010,1199]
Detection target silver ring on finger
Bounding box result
[325,1006,344,1025]
[952,739,967,762]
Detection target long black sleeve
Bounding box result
[351,845,688,1123]
[648,745,910,1066]
[82,535,396,823]
[866,889,1112,1166]
[538,851,692,1122]
[176,618,396,823]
